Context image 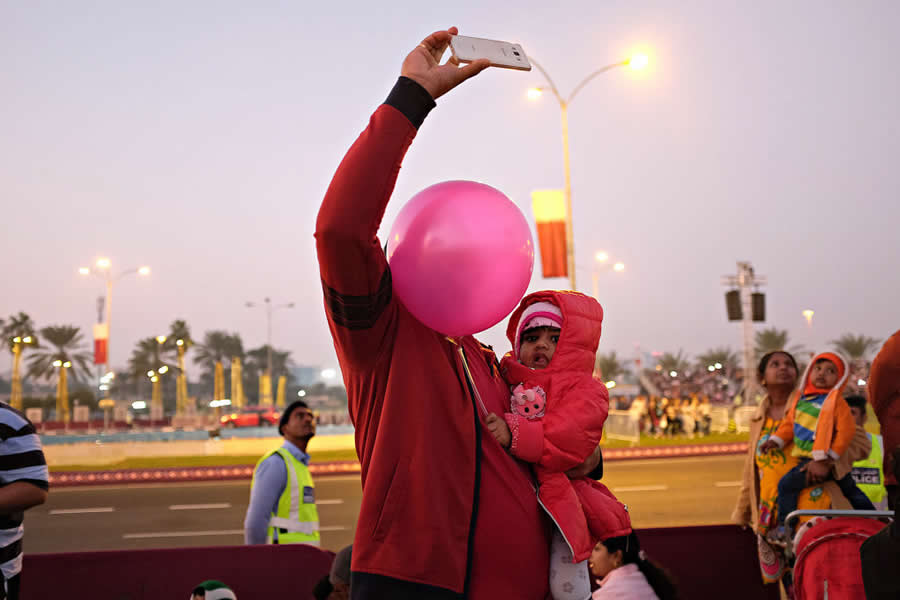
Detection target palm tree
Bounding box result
[696,347,739,374]
[595,351,628,382]
[754,327,802,358]
[831,333,881,364]
[128,337,171,380]
[26,325,92,422]
[164,319,194,415]
[195,331,244,400]
[245,345,294,382]
[2,312,39,352]
[26,325,91,382]
[2,312,39,409]
[656,350,691,376]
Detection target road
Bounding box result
[30,455,746,554]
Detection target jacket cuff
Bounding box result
[505,413,543,463]
[769,435,785,448]
[384,76,436,129]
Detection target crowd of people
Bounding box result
[621,395,715,438]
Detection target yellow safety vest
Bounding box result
[251,447,321,545]
[851,432,885,507]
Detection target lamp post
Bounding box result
[9,335,35,411]
[246,298,294,395]
[78,258,150,374]
[53,359,72,424]
[528,53,648,291]
[591,251,626,301]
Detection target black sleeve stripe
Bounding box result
[385,76,436,130]
[0,423,36,441]
[0,539,22,565]
[322,268,393,331]
[0,450,47,471]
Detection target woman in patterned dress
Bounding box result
[732,351,831,598]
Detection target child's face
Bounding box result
[518,326,559,369]
[810,359,839,389]
[588,542,620,578]
[849,406,866,427]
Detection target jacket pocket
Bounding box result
[372,458,410,541]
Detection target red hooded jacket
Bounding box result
[315,78,551,599]
[500,291,632,562]
[869,330,900,487]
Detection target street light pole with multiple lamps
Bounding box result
[527,53,648,291]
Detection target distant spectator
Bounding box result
[190,580,236,599]
[698,397,712,436]
[845,395,888,510]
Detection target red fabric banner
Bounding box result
[535,221,567,278]
[93,323,108,365]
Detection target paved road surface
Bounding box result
[30,455,746,554]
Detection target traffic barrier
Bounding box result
[22,525,775,599]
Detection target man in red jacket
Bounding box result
[315,27,597,600]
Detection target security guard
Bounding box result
[244,400,320,544]
[846,395,887,510]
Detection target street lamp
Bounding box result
[528,53,649,291]
[591,251,625,300]
[246,298,295,381]
[9,335,35,410]
[78,257,150,373]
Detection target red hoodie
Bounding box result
[500,291,632,562]
[315,78,550,598]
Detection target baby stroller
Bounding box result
[785,509,894,600]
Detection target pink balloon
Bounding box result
[387,180,534,336]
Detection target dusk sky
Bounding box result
[3,1,898,378]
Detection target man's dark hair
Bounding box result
[279,400,310,436]
[191,587,206,598]
[844,395,867,411]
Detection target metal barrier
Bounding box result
[710,406,730,433]
[733,406,757,433]
[604,410,640,445]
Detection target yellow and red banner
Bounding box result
[531,189,567,278]
[93,323,109,365]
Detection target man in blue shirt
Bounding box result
[244,400,319,545]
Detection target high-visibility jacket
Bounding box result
[252,447,320,545]
[851,432,886,508]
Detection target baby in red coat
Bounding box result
[486,292,631,600]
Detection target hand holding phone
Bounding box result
[449,35,532,71]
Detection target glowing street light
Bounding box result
[613,262,625,272]
[802,309,814,327]
[297,390,307,397]
[78,258,151,373]
[527,49,652,290]
[156,335,167,344]
[628,53,649,70]
[708,365,715,372]
[595,251,609,263]
[669,370,678,377]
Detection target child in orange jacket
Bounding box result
[760,352,875,541]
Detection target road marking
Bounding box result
[123,525,348,540]
[714,481,742,487]
[612,485,668,492]
[316,499,344,505]
[50,507,115,515]
[169,503,232,510]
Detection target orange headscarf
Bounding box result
[803,352,847,396]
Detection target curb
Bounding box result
[49,444,749,488]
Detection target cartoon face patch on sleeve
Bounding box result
[510,383,547,419]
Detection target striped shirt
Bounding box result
[0,403,48,582]
[792,393,827,458]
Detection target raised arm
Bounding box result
[315,28,488,370]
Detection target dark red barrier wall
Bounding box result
[24,544,334,599]
[24,525,778,599]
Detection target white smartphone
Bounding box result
[449,35,532,71]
